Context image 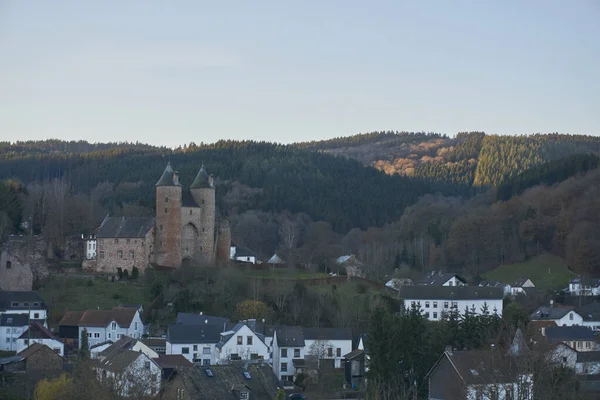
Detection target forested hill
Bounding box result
[296,131,600,188]
[0,140,456,233]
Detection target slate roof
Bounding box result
[96,216,155,238]
[420,272,467,286]
[18,321,55,339]
[0,356,24,366]
[90,340,114,350]
[0,313,29,327]
[576,302,600,322]
[398,285,503,301]
[175,312,230,328]
[275,326,305,347]
[17,343,59,360]
[97,348,145,374]
[173,364,280,400]
[156,162,180,186]
[577,351,600,363]
[442,350,519,385]
[0,291,46,311]
[167,324,221,344]
[181,191,201,208]
[344,349,364,360]
[155,354,193,369]
[267,254,284,264]
[545,326,596,341]
[234,246,256,258]
[530,306,576,320]
[98,336,139,358]
[73,308,137,328]
[58,311,85,326]
[190,165,213,189]
[303,327,352,341]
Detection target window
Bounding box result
[578,342,582,349]
[88,332,92,338]
[444,302,449,308]
[452,301,458,308]
[111,322,116,330]
[34,313,39,319]
[203,347,211,354]
[165,197,169,203]
[586,342,591,349]
[117,250,123,259]
[425,312,430,318]
[182,347,190,354]
[433,302,438,308]
[115,239,119,244]
[177,389,185,400]
[425,301,430,308]
[165,208,168,214]
[281,349,287,358]
[108,333,112,339]
[202,199,205,205]
[5,328,9,334]
[160,224,163,231]
[433,312,438,319]
[12,328,18,334]
[336,348,341,357]
[126,239,130,244]
[99,240,104,249]
[130,250,134,259]
[237,336,243,345]
[117,333,122,338]
[569,313,574,320]
[99,251,104,259]
[23,303,29,307]
[328,347,333,357]
[294,348,300,358]
[240,392,249,400]
[94,333,100,338]
[190,209,193,215]
[193,345,198,351]
[202,359,210,365]
[6,260,12,269]
[281,362,288,372]
[135,322,138,330]
[144,361,151,369]
[247,336,253,345]
[411,301,415,307]
[5,338,9,343]
[505,386,514,400]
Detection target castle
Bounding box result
[92,162,229,273]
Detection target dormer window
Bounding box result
[570,313,574,320]
[6,261,11,269]
[240,392,249,400]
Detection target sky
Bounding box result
[0,1,598,147]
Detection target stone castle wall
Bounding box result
[96,230,154,273]
[191,187,216,264]
[155,186,182,268]
[216,218,231,262]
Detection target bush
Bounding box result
[131,266,139,280]
[117,268,123,280]
[356,283,368,294]
[123,269,129,279]
[86,279,94,287]
[112,292,121,300]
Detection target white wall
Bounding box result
[442,277,465,287]
[2,309,47,321]
[86,239,97,259]
[234,255,256,264]
[217,325,269,363]
[272,333,306,381]
[555,311,584,327]
[466,374,533,400]
[0,326,26,352]
[16,339,64,356]
[79,311,144,348]
[305,339,352,368]
[97,353,162,397]
[91,342,113,359]
[405,298,503,321]
[166,341,217,364]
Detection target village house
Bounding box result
[0,313,29,352]
[95,346,162,397]
[427,348,533,400]
[96,336,158,361]
[176,311,230,329]
[166,324,221,364]
[398,286,504,321]
[17,342,64,376]
[272,326,305,382]
[420,271,467,287]
[510,278,535,296]
[343,349,366,389]
[0,291,48,322]
[58,307,144,348]
[90,340,114,358]
[15,321,64,356]
[336,255,365,277]
[304,327,353,369]
[84,234,97,259]
[530,304,583,327]
[575,302,600,331]
[230,243,258,264]
[569,278,600,297]
[163,364,282,400]
[543,326,597,352]
[216,322,270,363]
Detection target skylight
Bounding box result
[205,368,214,377]
[470,369,479,376]
[243,371,251,380]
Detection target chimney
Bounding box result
[550,300,554,308]
[209,175,214,187]
[200,311,203,316]
[445,346,452,354]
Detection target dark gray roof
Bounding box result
[190,165,212,189]
[174,364,280,400]
[513,278,533,287]
[90,340,114,350]
[156,162,180,186]
[0,291,46,311]
[0,313,29,327]
[545,326,596,341]
[98,348,146,374]
[420,272,467,286]
[98,336,138,358]
[275,326,305,347]
[97,216,155,238]
[398,285,503,301]
[530,306,576,320]
[576,302,600,322]
[0,356,23,366]
[167,324,221,344]
[234,246,256,258]
[444,350,519,385]
[303,327,352,341]
[577,351,600,363]
[181,191,201,208]
[176,313,230,328]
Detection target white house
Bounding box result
[569,278,600,297]
[15,321,65,356]
[385,278,414,291]
[530,305,584,327]
[216,322,269,363]
[304,327,353,369]
[547,343,600,376]
[267,254,285,265]
[421,271,467,287]
[272,326,306,382]
[75,307,144,348]
[230,244,257,264]
[0,313,29,352]
[84,234,97,259]
[95,348,162,397]
[478,281,512,298]
[510,278,535,296]
[0,291,48,322]
[90,340,114,358]
[399,286,504,321]
[576,302,600,331]
[96,336,158,360]
[166,324,221,364]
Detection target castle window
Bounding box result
[130,250,134,259]
[165,208,168,214]
[203,228,205,232]
[6,261,11,269]
[99,240,104,249]
[160,225,163,231]
[202,200,205,205]
[190,210,193,215]
[115,239,119,244]
[99,251,104,259]
[165,197,169,203]
[117,250,123,259]
[126,239,130,244]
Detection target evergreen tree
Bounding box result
[79,328,90,359]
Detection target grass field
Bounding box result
[483,253,574,291]
[38,276,152,325]
[233,266,330,280]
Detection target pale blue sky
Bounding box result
[0,1,598,147]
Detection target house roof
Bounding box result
[398,285,503,301]
[0,313,29,327]
[98,336,139,358]
[58,311,85,326]
[96,216,155,238]
[156,162,180,187]
[76,308,138,328]
[443,350,519,385]
[90,340,114,350]
[0,291,46,311]
[577,351,600,363]
[17,343,60,360]
[175,312,230,327]
[344,349,365,360]
[275,326,305,347]
[530,306,576,321]
[174,364,280,400]
[420,271,467,286]
[18,321,55,339]
[234,246,256,258]
[545,326,596,341]
[155,354,193,369]
[0,356,24,366]
[303,327,352,341]
[167,324,221,344]
[145,338,167,347]
[267,254,284,264]
[576,302,600,322]
[513,278,533,287]
[98,348,145,374]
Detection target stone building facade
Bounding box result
[0,237,50,291]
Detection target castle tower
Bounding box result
[190,165,216,263]
[155,162,182,268]
[215,218,231,263]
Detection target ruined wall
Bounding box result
[96,230,154,274]
[154,186,182,268]
[0,249,34,291]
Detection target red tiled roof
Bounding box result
[78,308,137,328]
[58,311,85,326]
[155,354,193,368]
